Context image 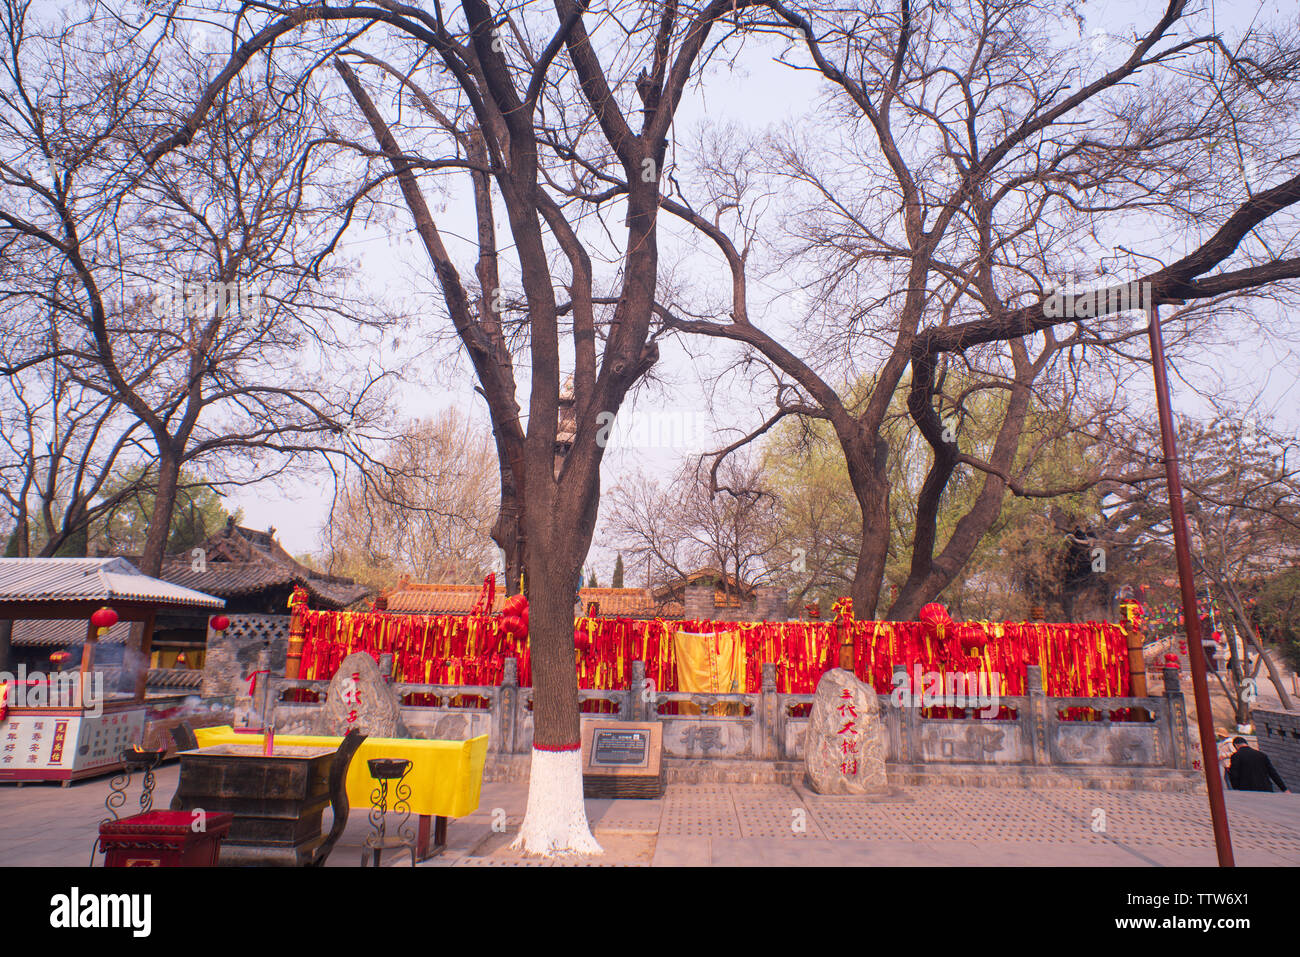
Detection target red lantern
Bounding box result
[919,603,952,626]
[210,614,230,633]
[90,606,118,631]
[955,622,988,651]
[919,603,954,642]
[499,594,529,638]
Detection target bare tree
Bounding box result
[0,309,150,669]
[0,2,396,691]
[1102,410,1299,712]
[605,454,781,601]
[323,410,500,587]
[145,0,799,854]
[655,0,1300,619]
[0,322,147,561]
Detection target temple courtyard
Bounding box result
[3,768,1297,867]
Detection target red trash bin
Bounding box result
[98,810,233,867]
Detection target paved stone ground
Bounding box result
[3,766,1297,867]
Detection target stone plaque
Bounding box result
[581,720,664,798]
[805,667,888,794]
[592,729,649,767]
[315,652,407,738]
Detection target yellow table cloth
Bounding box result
[673,629,747,715]
[193,727,488,818]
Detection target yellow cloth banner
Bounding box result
[673,630,746,715]
[193,727,487,818]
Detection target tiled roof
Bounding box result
[142,668,204,690]
[386,583,680,619]
[579,587,660,618]
[178,522,371,605]
[157,560,368,609]
[651,567,755,604]
[387,583,505,615]
[98,667,205,691]
[0,558,224,609]
[11,619,131,647]
[147,521,371,609]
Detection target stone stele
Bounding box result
[805,667,888,794]
[316,652,407,737]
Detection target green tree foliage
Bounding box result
[1254,569,1300,674]
[762,372,1107,619]
[91,468,242,556]
[612,553,624,589]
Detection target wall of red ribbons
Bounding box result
[297,610,1131,701]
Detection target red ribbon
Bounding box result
[293,605,1129,717]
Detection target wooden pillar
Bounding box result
[79,618,98,674]
[131,608,157,702]
[285,587,307,680]
[838,639,854,671]
[1122,601,1149,722]
[1126,619,1148,697]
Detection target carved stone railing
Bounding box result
[252,658,1191,771]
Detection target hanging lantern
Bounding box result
[90,606,118,635]
[210,614,230,633]
[499,594,529,639]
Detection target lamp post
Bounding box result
[1146,301,1234,867]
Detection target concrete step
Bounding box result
[482,754,1206,791]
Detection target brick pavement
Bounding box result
[4,766,1296,867]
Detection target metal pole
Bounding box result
[1146,301,1235,867]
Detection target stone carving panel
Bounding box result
[804,668,888,794]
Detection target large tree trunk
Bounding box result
[849,502,890,618]
[490,435,524,596]
[0,521,26,672]
[510,463,603,856]
[510,548,601,855]
[843,434,891,617]
[121,449,181,697]
[1221,582,1296,712]
[138,451,180,578]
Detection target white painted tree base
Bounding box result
[510,748,603,857]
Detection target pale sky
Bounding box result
[220,0,1300,587]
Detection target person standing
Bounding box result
[1225,737,1289,792]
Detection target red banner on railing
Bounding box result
[297,610,1130,700]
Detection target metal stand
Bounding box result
[361,758,417,867]
[92,747,165,866]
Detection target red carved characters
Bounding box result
[836,688,860,775]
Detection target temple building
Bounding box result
[8,520,369,688]
[381,567,778,621]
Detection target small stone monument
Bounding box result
[805,654,887,794]
[316,652,407,738]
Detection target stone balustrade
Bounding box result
[258,659,1194,774]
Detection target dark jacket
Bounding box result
[1226,746,1288,792]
